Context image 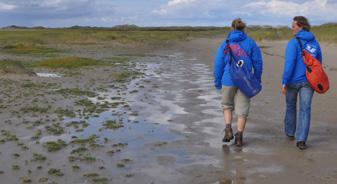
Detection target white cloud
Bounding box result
[153,0,197,15]
[150,0,337,26]
[244,0,337,20]
[0,2,16,11]
[0,0,335,27]
[168,0,196,6]
[39,0,64,8]
[35,0,91,9]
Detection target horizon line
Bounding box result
[2,22,337,29]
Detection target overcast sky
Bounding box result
[0,0,336,27]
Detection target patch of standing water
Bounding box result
[64,110,180,149]
[36,72,62,78]
[63,57,188,153]
[54,53,227,177]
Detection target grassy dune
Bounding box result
[247,24,337,42]
[311,23,337,43]
[0,24,336,47]
[0,29,224,46]
[0,24,335,75]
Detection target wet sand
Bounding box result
[0,37,336,184]
[174,38,337,184]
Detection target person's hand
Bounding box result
[281,85,287,95]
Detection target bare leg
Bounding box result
[224,110,232,125]
[237,116,247,132]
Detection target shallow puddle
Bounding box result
[36,72,62,78]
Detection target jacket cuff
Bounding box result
[215,84,222,90]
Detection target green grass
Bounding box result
[20,177,32,183]
[31,153,47,162]
[102,120,124,130]
[246,24,337,43]
[113,70,141,82]
[71,147,88,154]
[312,23,337,44]
[2,43,57,55]
[68,146,96,162]
[0,29,224,46]
[0,130,18,142]
[0,25,336,49]
[20,105,50,114]
[92,177,109,184]
[38,177,48,182]
[0,60,34,75]
[48,168,64,177]
[56,88,96,98]
[55,108,76,118]
[68,154,96,162]
[66,121,89,129]
[45,123,64,135]
[32,56,103,69]
[12,165,20,170]
[72,165,80,170]
[43,140,67,152]
[71,135,97,145]
[247,26,292,41]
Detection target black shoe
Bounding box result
[222,127,234,142]
[234,132,243,147]
[286,135,295,141]
[296,141,307,150]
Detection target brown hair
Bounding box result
[231,18,246,31]
[293,16,311,31]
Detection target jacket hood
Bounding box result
[296,29,315,41]
[227,30,247,42]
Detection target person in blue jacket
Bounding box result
[281,16,322,150]
[214,18,263,147]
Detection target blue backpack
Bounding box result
[225,39,262,98]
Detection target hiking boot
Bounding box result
[296,141,307,150]
[286,135,295,141]
[234,131,243,147]
[222,127,234,142]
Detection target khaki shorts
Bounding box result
[221,86,250,118]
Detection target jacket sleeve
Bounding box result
[213,44,225,89]
[282,40,297,85]
[251,41,263,83]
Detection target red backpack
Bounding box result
[296,38,329,94]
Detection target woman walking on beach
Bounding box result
[281,16,322,150]
[213,18,263,147]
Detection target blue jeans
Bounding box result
[284,82,314,142]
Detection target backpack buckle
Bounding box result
[236,60,244,67]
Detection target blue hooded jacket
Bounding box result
[282,30,322,85]
[214,30,263,88]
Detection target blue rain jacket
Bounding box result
[214,30,263,89]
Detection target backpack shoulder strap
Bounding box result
[237,40,257,72]
[296,37,304,56]
[225,39,233,65]
[296,37,302,49]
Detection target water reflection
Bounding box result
[220,144,246,184]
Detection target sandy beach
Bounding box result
[0,34,336,184]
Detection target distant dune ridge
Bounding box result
[1,23,337,43]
